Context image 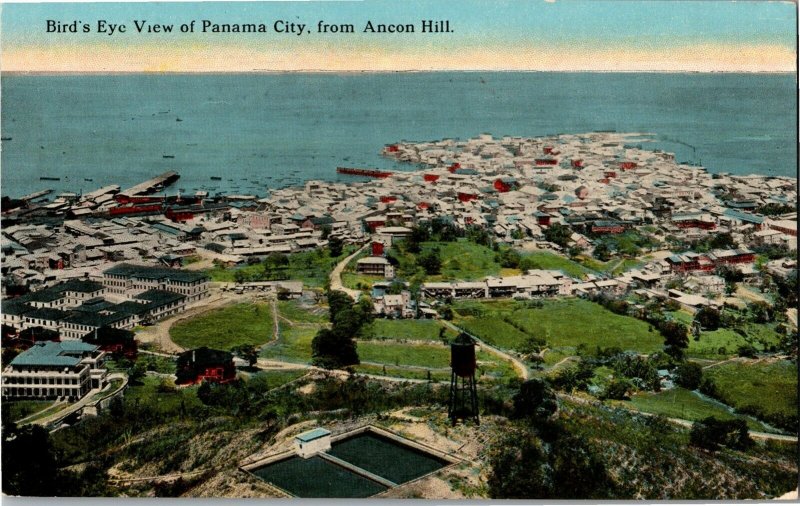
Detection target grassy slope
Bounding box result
[170,303,274,350]
[454,298,662,353]
[621,387,770,431]
[704,360,798,424]
[368,319,458,342]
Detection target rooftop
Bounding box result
[10,341,99,367]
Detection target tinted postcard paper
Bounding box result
[1,0,797,500]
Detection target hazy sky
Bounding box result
[2,0,796,72]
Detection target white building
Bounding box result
[2,341,108,402]
[294,428,331,458]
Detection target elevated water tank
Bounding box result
[450,333,476,378]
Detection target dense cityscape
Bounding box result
[1,132,797,499]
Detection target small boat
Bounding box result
[1,137,11,141]
[210,176,222,181]
[84,178,93,182]
[162,155,175,159]
[176,118,183,122]
[40,176,61,181]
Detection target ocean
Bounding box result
[1,72,796,199]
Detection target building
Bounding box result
[175,347,236,385]
[1,341,107,401]
[82,326,138,359]
[102,263,209,303]
[294,427,332,458]
[356,256,394,278]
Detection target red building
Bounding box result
[364,217,386,231]
[604,170,617,178]
[176,347,236,385]
[371,241,385,256]
[571,159,584,168]
[666,253,715,273]
[423,174,440,183]
[591,221,626,234]
[457,191,479,203]
[535,158,558,166]
[493,178,519,193]
[447,163,461,173]
[535,212,551,226]
[82,327,137,360]
[619,161,638,170]
[379,196,397,204]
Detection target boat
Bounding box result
[162,155,175,159]
[40,176,61,181]
[84,178,93,182]
[1,137,11,141]
[210,176,222,181]
[176,118,183,122]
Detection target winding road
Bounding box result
[329,243,368,300]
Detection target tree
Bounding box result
[601,378,633,400]
[127,360,147,385]
[593,242,612,262]
[320,225,332,240]
[690,417,752,451]
[694,306,720,331]
[543,223,572,248]
[660,320,689,360]
[487,429,553,498]
[512,378,558,421]
[674,361,703,390]
[2,424,61,496]
[311,327,359,369]
[417,250,441,275]
[232,344,259,367]
[496,248,522,268]
[328,236,343,257]
[326,290,354,325]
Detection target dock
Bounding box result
[119,171,180,197]
[19,189,53,201]
[336,167,394,179]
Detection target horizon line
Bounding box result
[3,69,797,75]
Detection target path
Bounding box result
[329,243,368,300]
[786,308,797,329]
[441,320,530,380]
[27,373,128,428]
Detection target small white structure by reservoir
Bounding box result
[294,428,331,458]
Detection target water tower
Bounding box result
[448,332,479,425]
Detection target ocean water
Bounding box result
[1,72,796,199]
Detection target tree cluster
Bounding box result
[311,291,371,369]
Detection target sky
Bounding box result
[1,0,796,72]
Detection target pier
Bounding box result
[119,171,180,197]
[336,167,394,179]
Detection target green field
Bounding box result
[622,387,770,432]
[244,369,308,390]
[393,239,502,282]
[206,247,353,287]
[367,319,457,342]
[357,341,452,369]
[686,322,784,359]
[124,375,204,414]
[704,360,797,430]
[354,364,450,382]
[170,303,275,351]
[342,272,386,290]
[454,298,662,353]
[278,300,328,324]
[260,324,318,363]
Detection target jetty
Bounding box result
[337,167,394,179]
[19,189,52,202]
[119,171,180,198]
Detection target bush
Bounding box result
[601,378,633,400]
[674,362,703,390]
[689,417,752,452]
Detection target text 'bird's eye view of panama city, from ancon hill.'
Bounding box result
[0,0,797,501]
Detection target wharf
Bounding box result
[119,171,180,197]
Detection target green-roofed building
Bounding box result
[2,341,108,402]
